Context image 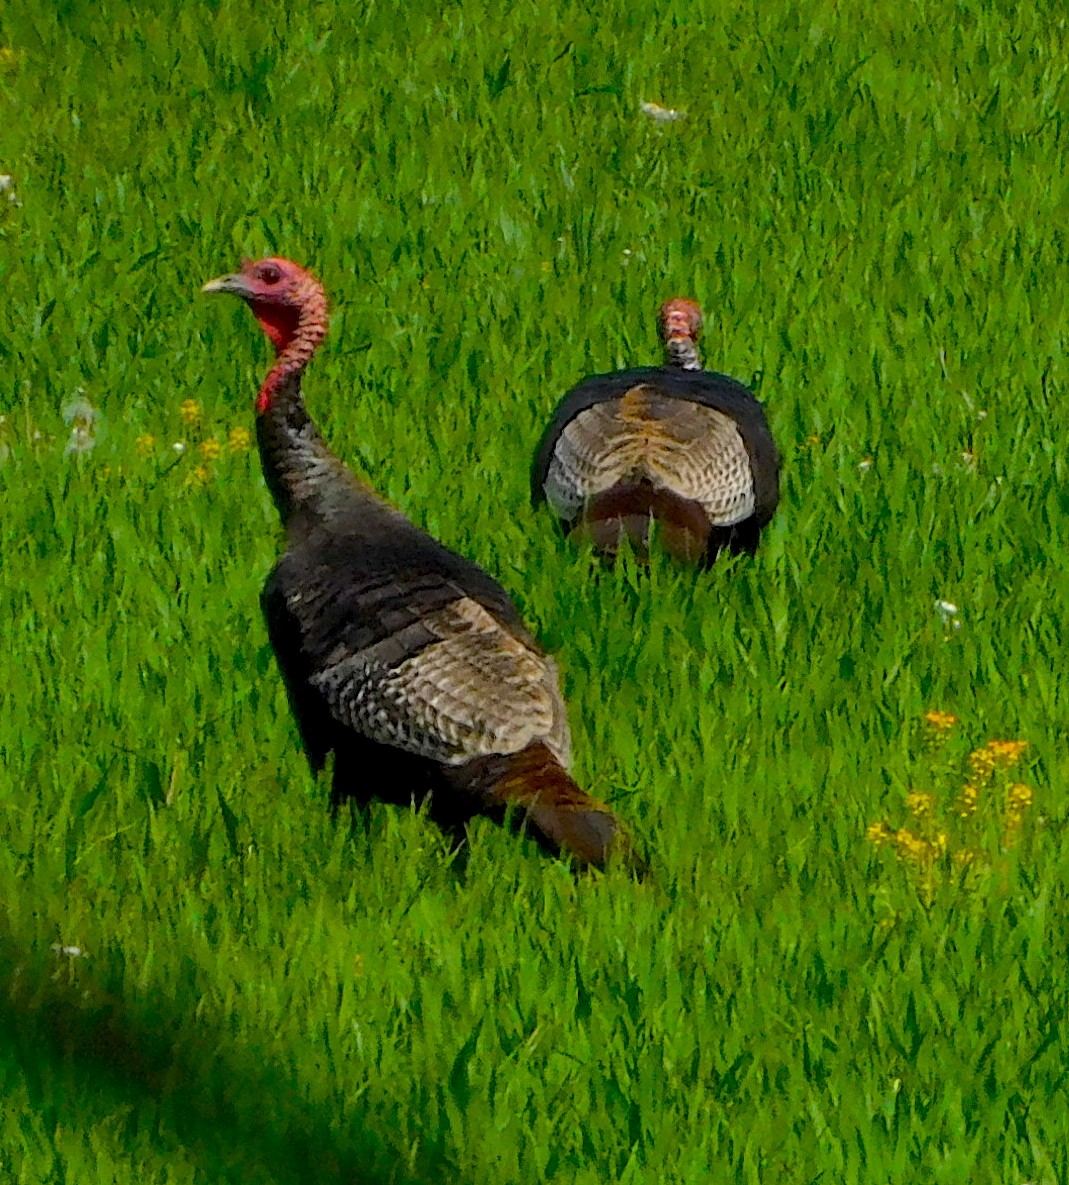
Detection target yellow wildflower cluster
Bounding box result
[134,401,253,487]
[867,713,1036,906]
[905,791,934,818]
[1004,783,1033,845]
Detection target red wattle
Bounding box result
[253,303,300,353]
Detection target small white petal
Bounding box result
[173,441,186,453]
[935,599,961,629]
[641,101,685,122]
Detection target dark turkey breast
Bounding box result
[532,366,780,545]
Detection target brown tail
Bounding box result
[445,743,644,872]
[571,480,711,564]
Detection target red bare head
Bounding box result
[202,256,328,355]
[658,297,703,344]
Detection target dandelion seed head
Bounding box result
[62,396,97,426]
[65,426,96,455]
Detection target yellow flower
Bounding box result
[1006,783,1033,810]
[134,433,155,457]
[987,740,1028,768]
[906,791,934,818]
[953,848,977,868]
[968,747,996,780]
[923,710,958,732]
[866,821,892,847]
[180,399,202,427]
[956,782,980,818]
[892,827,933,866]
[186,465,211,487]
[227,426,252,453]
[198,438,222,461]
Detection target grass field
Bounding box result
[2,0,1069,1180]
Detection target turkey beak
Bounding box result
[201,273,248,297]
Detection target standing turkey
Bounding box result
[531,298,780,565]
[203,257,636,870]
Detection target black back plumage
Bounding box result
[531,365,780,528]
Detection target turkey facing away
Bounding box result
[531,298,780,565]
[202,257,636,870]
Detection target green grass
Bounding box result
[2,0,1069,1180]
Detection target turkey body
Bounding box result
[532,362,780,565]
[204,257,633,869]
[262,500,571,830]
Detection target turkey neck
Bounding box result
[255,305,370,529]
[664,335,702,371]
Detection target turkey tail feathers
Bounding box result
[446,743,643,873]
[572,480,712,565]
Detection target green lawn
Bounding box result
[2,1,1069,1181]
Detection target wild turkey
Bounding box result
[531,298,780,565]
[202,257,636,870]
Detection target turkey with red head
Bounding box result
[203,257,638,871]
[532,298,780,565]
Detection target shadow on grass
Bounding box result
[0,926,451,1185]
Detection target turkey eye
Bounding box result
[259,264,281,284]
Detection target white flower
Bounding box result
[0,174,20,207]
[51,944,87,958]
[935,600,962,630]
[641,101,685,122]
[172,441,186,453]
[858,458,873,472]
